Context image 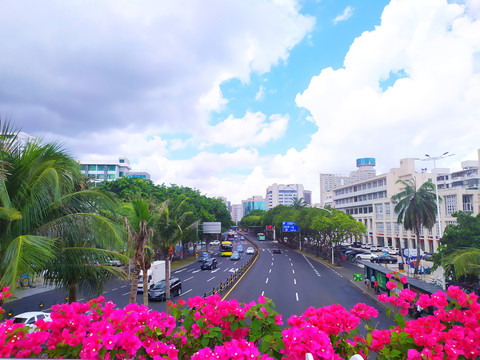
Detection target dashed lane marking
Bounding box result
[266,278,269,284]
[296,292,299,301]
[207,277,215,282]
[184,276,194,282]
[303,254,322,277]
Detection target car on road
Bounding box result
[200,258,218,270]
[198,252,212,262]
[273,247,282,254]
[355,252,377,261]
[210,240,220,246]
[148,277,182,301]
[230,251,241,261]
[246,247,255,255]
[237,245,243,253]
[240,236,245,240]
[370,245,379,252]
[371,255,398,264]
[13,311,52,332]
[388,247,399,255]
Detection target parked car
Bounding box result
[200,258,217,270]
[13,311,52,332]
[351,242,363,248]
[371,255,398,264]
[230,251,241,261]
[108,259,122,266]
[198,252,212,262]
[355,252,377,261]
[344,249,365,258]
[246,247,255,255]
[148,277,182,301]
[388,247,399,255]
[237,245,244,253]
[380,247,390,254]
[273,247,282,254]
[370,245,379,252]
[210,240,220,246]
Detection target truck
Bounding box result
[137,261,168,293]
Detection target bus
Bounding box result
[227,232,235,241]
[221,241,233,257]
[257,233,265,241]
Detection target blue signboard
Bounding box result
[282,221,299,232]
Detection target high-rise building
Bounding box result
[320,158,377,207]
[331,155,480,253]
[265,183,310,210]
[230,204,243,223]
[242,196,266,217]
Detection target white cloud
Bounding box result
[255,85,265,101]
[333,6,354,25]
[198,111,289,148]
[294,0,480,190]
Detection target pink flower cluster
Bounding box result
[1,281,479,359]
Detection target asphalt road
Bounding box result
[4,233,393,331]
[226,232,394,329]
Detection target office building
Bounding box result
[265,183,311,210]
[230,204,243,223]
[80,157,149,185]
[320,158,377,207]
[331,154,480,253]
[242,196,266,217]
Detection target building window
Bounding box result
[444,195,457,216]
[97,165,106,171]
[386,222,391,234]
[375,204,383,219]
[119,172,124,177]
[80,164,86,171]
[394,222,399,234]
[97,174,104,180]
[88,165,96,171]
[119,159,125,163]
[376,222,384,233]
[107,165,116,171]
[107,174,116,180]
[385,202,391,218]
[463,195,473,212]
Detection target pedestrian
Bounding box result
[371,275,375,288]
[374,279,379,294]
[365,278,370,290]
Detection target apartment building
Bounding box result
[230,204,243,223]
[265,183,310,210]
[320,158,377,207]
[332,155,480,253]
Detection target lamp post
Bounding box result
[422,152,454,289]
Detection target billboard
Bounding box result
[203,222,221,234]
[282,221,299,232]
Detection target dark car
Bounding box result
[371,255,398,264]
[230,251,241,261]
[200,258,217,270]
[148,277,182,301]
[273,247,282,254]
[198,252,212,262]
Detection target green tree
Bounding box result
[391,179,438,275]
[0,121,126,301]
[291,197,307,210]
[154,200,199,310]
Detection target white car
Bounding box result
[370,245,379,252]
[380,247,390,254]
[388,247,399,255]
[13,311,52,332]
[210,240,220,246]
[355,252,377,261]
[246,247,255,254]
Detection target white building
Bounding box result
[230,204,243,223]
[331,154,480,253]
[265,183,310,210]
[79,157,133,184]
[320,158,377,207]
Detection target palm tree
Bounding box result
[291,197,308,210]
[154,200,199,308]
[122,198,166,305]
[0,121,127,301]
[440,247,480,279]
[391,178,438,275]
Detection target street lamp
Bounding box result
[422,152,454,239]
[422,152,454,289]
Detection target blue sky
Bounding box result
[1,0,479,204]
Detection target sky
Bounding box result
[1,0,480,205]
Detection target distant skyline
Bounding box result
[1,0,479,204]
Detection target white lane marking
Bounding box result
[271,262,274,266]
[121,285,128,288]
[224,268,229,272]
[291,262,293,266]
[261,291,264,296]
[292,269,295,274]
[294,279,296,285]
[266,278,269,284]
[269,269,272,273]
[184,276,194,282]
[174,268,187,274]
[303,254,322,277]
[77,298,84,301]
[112,288,118,291]
[122,292,130,296]
[181,289,192,296]
[211,269,220,273]
[296,292,299,301]
[207,277,215,282]
[192,270,200,274]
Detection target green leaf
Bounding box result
[394,313,406,329]
[386,307,392,318]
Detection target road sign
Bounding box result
[353,273,362,281]
[282,221,299,232]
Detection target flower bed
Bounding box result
[0,272,479,359]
